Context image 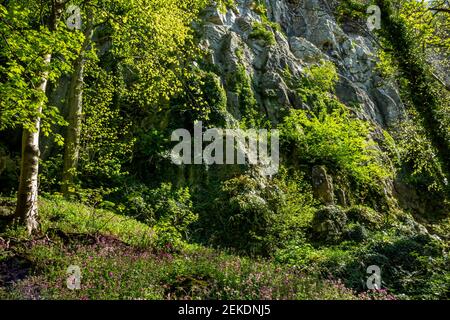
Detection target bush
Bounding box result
[348,234,450,298]
[344,223,369,243]
[345,205,384,228]
[284,61,340,114]
[311,206,348,244]
[249,22,276,46]
[280,107,391,192]
[124,183,197,248]
[282,61,393,207]
[266,169,317,248]
[202,169,316,255]
[211,175,275,255]
[225,64,262,126]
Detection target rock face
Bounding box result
[312,165,334,205]
[198,0,405,127]
[289,36,326,63]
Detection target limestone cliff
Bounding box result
[199,0,404,127]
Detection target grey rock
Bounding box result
[289,37,326,63]
[198,0,406,127]
[312,206,348,243]
[312,165,335,205]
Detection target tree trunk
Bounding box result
[61,21,94,196]
[15,54,52,234]
[15,0,64,234]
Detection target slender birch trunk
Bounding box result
[15,1,64,234]
[15,54,52,234]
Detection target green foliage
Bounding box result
[336,0,450,179]
[267,169,318,247]
[1,0,449,302]
[112,0,208,109]
[284,61,341,114]
[198,71,228,124]
[345,205,384,228]
[211,175,275,255]
[275,226,449,299]
[349,233,449,299]
[78,61,134,187]
[335,0,368,22]
[226,64,262,126]
[0,144,19,194]
[280,107,391,190]
[0,1,82,138]
[216,0,237,13]
[375,0,450,176]
[172,69,228,126]
[252,1,282,33]
[311,206,349,244]
[123,183,197,248]
[40,154,63,192]
[375,49,399,81]
[249,22,276,46]
[39,195,154,248]
[252,0,267,16]
[203,169,316,255]
[282,59,392,205]
[399,0,450,56]
[395,117,447,192]
[1,196,360,301]
[0,241,359,300]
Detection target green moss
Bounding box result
[226,64,262,127]
[283,61,340,114]
[345,205,384,228]
[249,22,276,46]
[235,47,244,61]
[335,0,368,24]
[216,0,236,14]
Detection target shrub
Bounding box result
[212,175,274,255]
[345,205,384,228]
[171,69,228,126]
[226,64,262,126]
[124,183,197,248]
[349,233,450,298]
[344,223,369,243]
[396,117,447,192]
[266,169,317,248]
[284,61,340,114]
[249,22,276,46]
[204,169,316,255]
[311,206,348,244]
[280,107,391,191]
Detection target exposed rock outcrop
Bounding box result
[312,165,335,205]
[198,0,405,127]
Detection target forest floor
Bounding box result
[0,196,447,300]
[0,196,393,300]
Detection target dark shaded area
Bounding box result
[0,256,33,288]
